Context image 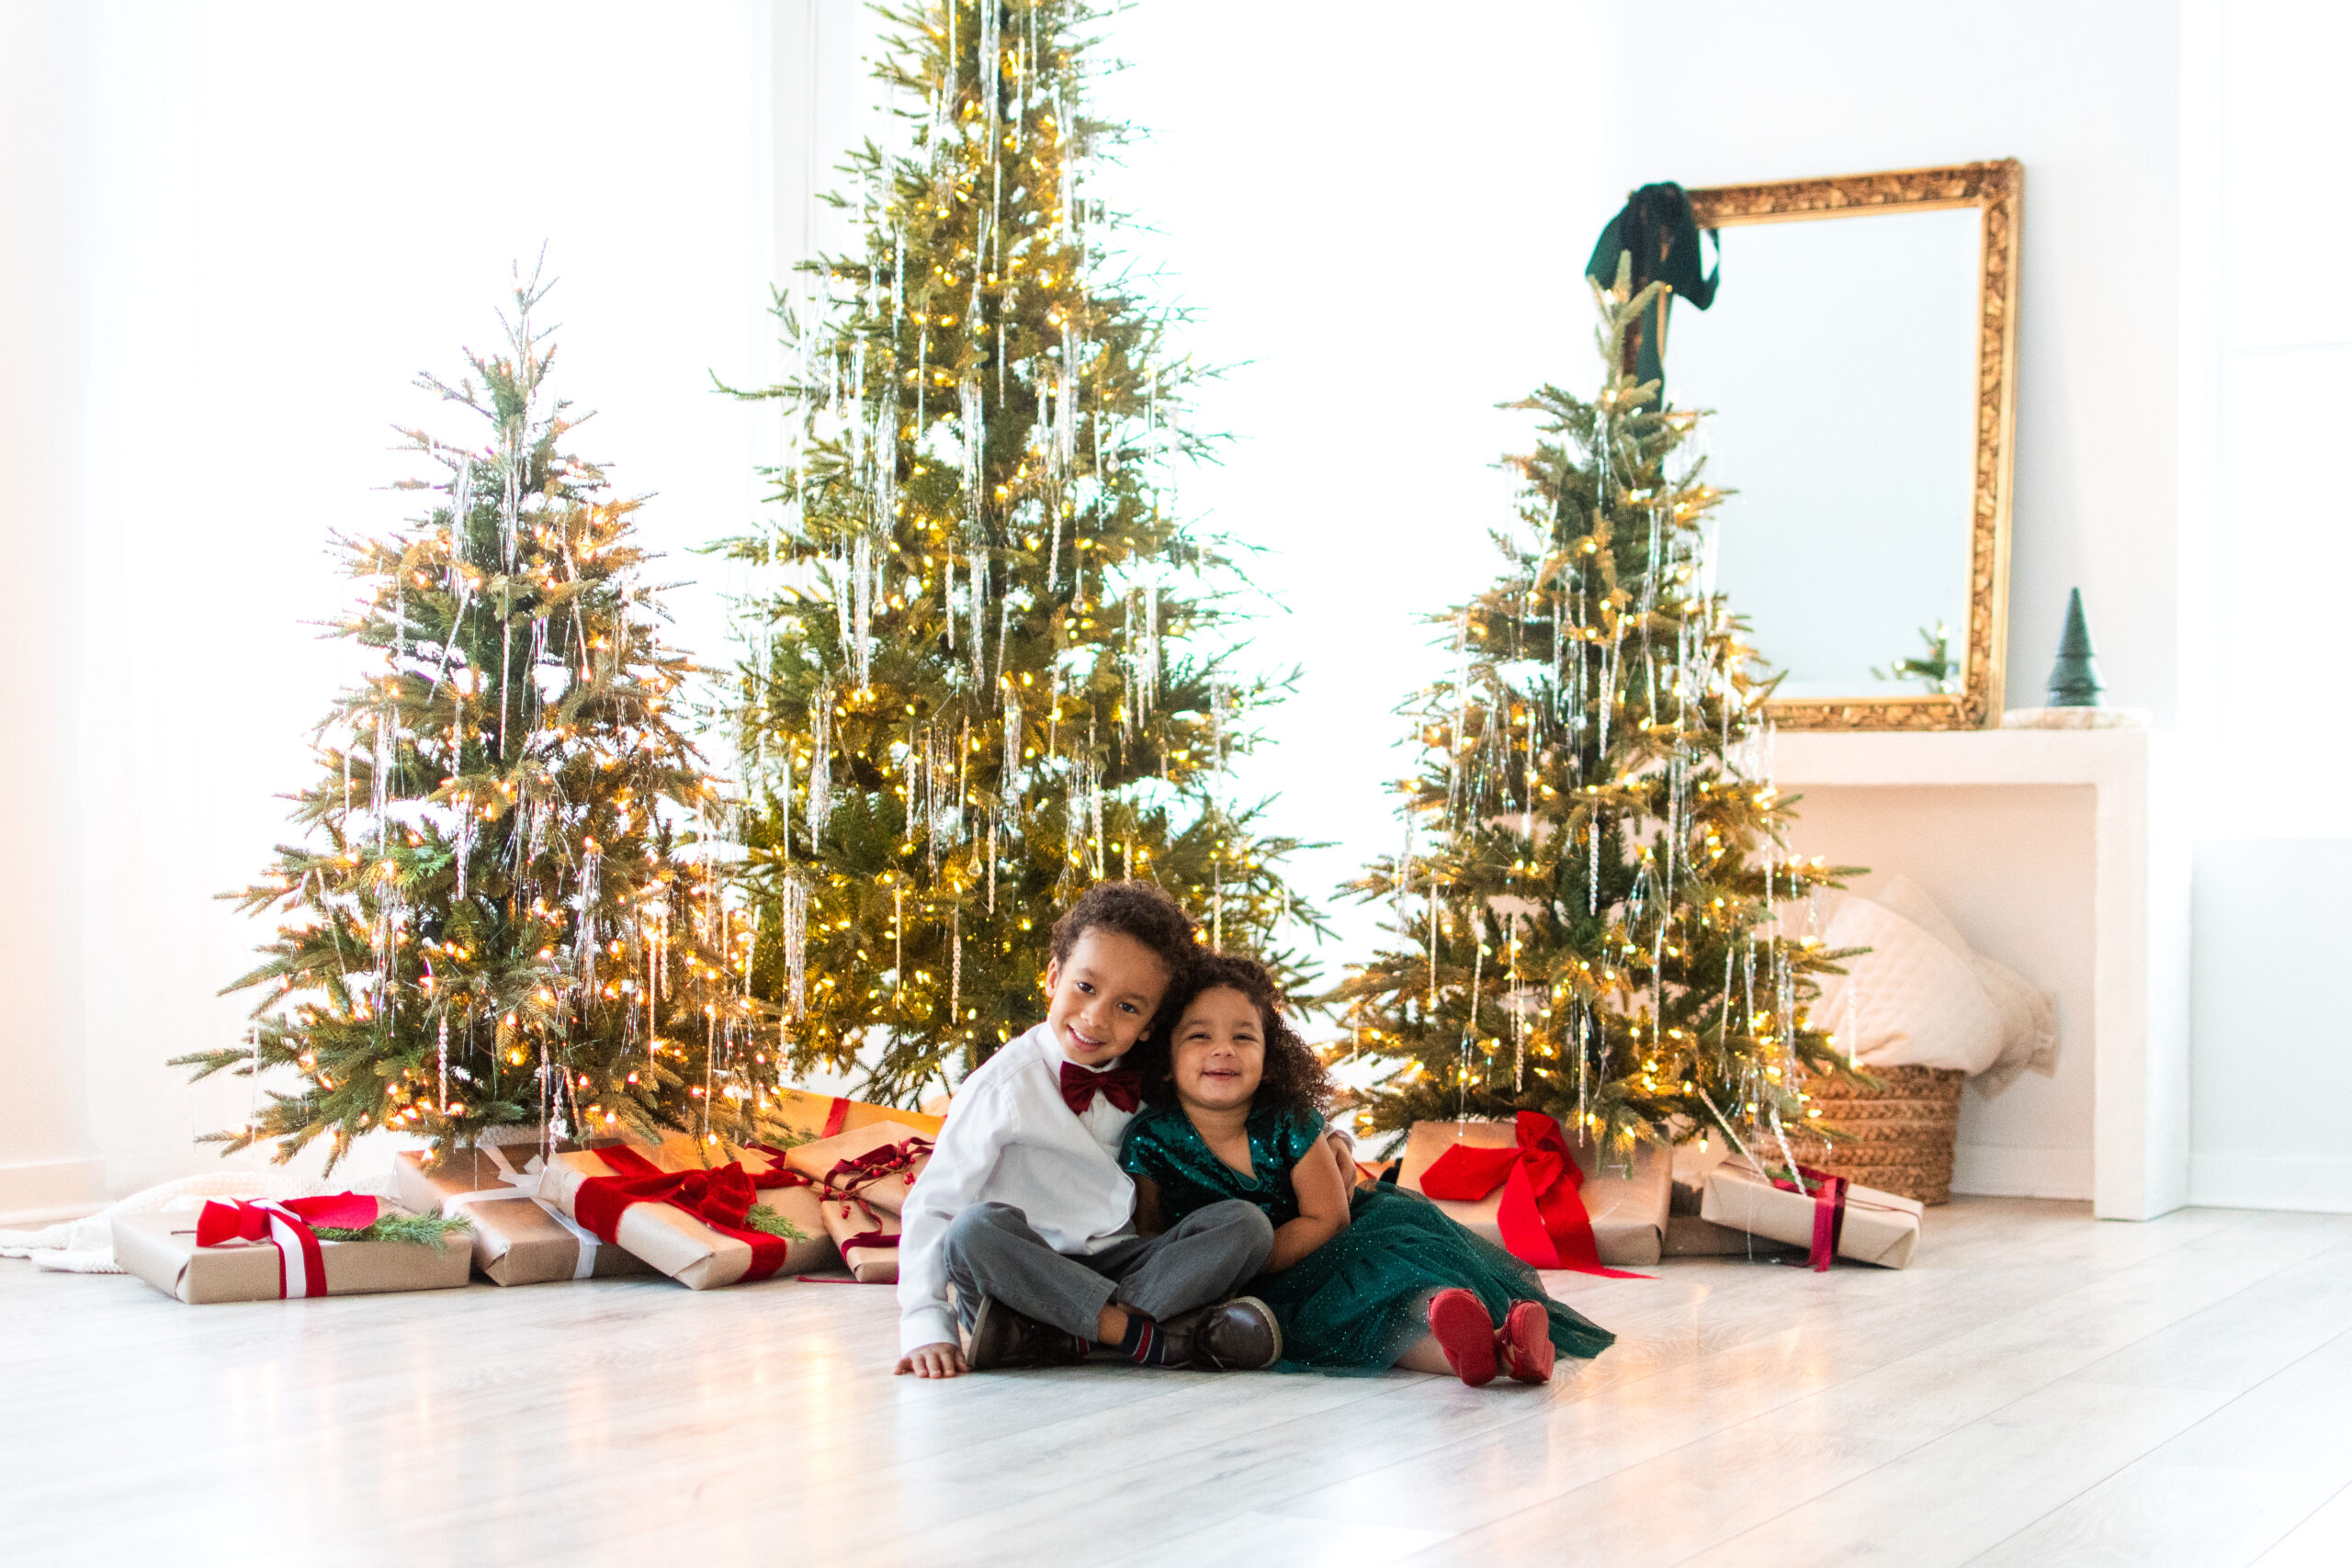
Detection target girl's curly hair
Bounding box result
[1129,952,1333,1119]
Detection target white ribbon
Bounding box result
[251,1200,327,1299]
[536,1200,604,1280]
[436,1146,602,1280]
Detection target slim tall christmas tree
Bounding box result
[1333,274,1850,1161]
[715,0,1317,1104]
[180,272,784,1168]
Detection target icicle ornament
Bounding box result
[808,686,832,849]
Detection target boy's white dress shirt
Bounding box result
[896,1021,1138,1353]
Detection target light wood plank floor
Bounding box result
[6,1198,2351,1567]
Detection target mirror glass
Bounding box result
[1669,206,1983,702]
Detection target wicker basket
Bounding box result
[1773,1064,1965,1206]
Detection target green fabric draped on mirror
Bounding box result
[1585,181,1720,398]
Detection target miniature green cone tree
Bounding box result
[2045,587,2103,706]
[715,0,1318,1103]
[1333,276,1853,1161]
[180,272,786,1168]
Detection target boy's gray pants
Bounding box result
[940,1200,1274,1341]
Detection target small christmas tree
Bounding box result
[180,270,784,1168]
[1334,272,1851,1162]
[2045,588,2103,706]
[713,0,1318,1103]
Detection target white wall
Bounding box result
[0,3,103,1217]
[0,1,808,1213]
[2179,0,2352,1213]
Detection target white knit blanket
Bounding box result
[0,1169,394,1275]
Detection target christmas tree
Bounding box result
[179,270,784,1168]
[1333,271,1852,1163]
[713,0,1317,1104]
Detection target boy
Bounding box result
[895,882,1281,1378]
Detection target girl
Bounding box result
[1119,953,1614,1384]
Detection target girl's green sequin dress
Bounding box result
[1119,1102,1615,1372]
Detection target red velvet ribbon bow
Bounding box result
[1058,1061,1143,1117]
[1419,1111,1650,1280]
[1768,1163,1849,1272]
[819,1136,935,1199]
[571,1147,806,1282]
[194,1192,380,1299]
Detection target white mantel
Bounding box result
[1770,728,2191,1222]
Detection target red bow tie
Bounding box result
[1059,1060,1143,1117]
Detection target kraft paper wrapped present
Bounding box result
[783,1121,935,1215]
[816,1190,902,1282]
[1670,1135,1731,1213]
[1657,1138,1794,1257]
[1663,1213,1800,1258]
[769,1088,944,1144]
[113,1197,472,1305]
[390,1145,652,1286]
[1699,1154,1924,1269]
[1400,1114,1669,1269]
[537,1139,834,1289]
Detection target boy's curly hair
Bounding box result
[1049,881,1200,995]
[1129,952,1333,1119]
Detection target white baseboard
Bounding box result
[1951,1143,2094,1201]
[2191,1154,2352,1214]
[0,1157,105,1220]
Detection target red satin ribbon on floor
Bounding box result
[820,1098,851,1138]
[1768,1163,1849,1272]
[572,1147,805,1282]
[1419,1111,1650,1280]
[194,1192,379,1299]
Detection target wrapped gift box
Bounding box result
[783,1121,934,1215]
[1669,1136,1731,1214]
[1699,1155,1923,1269]
[1663,1213,1800,1258]
[1657,1138,1793,1257]
[113,1204,472,1304]
[816,1192,901,1283]
[390,1145,652,1286]
[538,1140,835,1289]
[769,1089,944,1145]
[1400,1119,1668,1268]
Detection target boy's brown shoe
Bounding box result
[1160,1296,1283,1371]
[960,1295,1090,1371]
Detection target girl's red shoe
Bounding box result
[1426,1288,1498,1387]
[1499,1300,1555,1384]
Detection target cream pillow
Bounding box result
[1811,893,2006,1075]
[1871,873,2059,1089]
[1871,873,1972,956]
[1969,953,2060,1093]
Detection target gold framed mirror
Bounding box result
[1678,160,2021,730]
